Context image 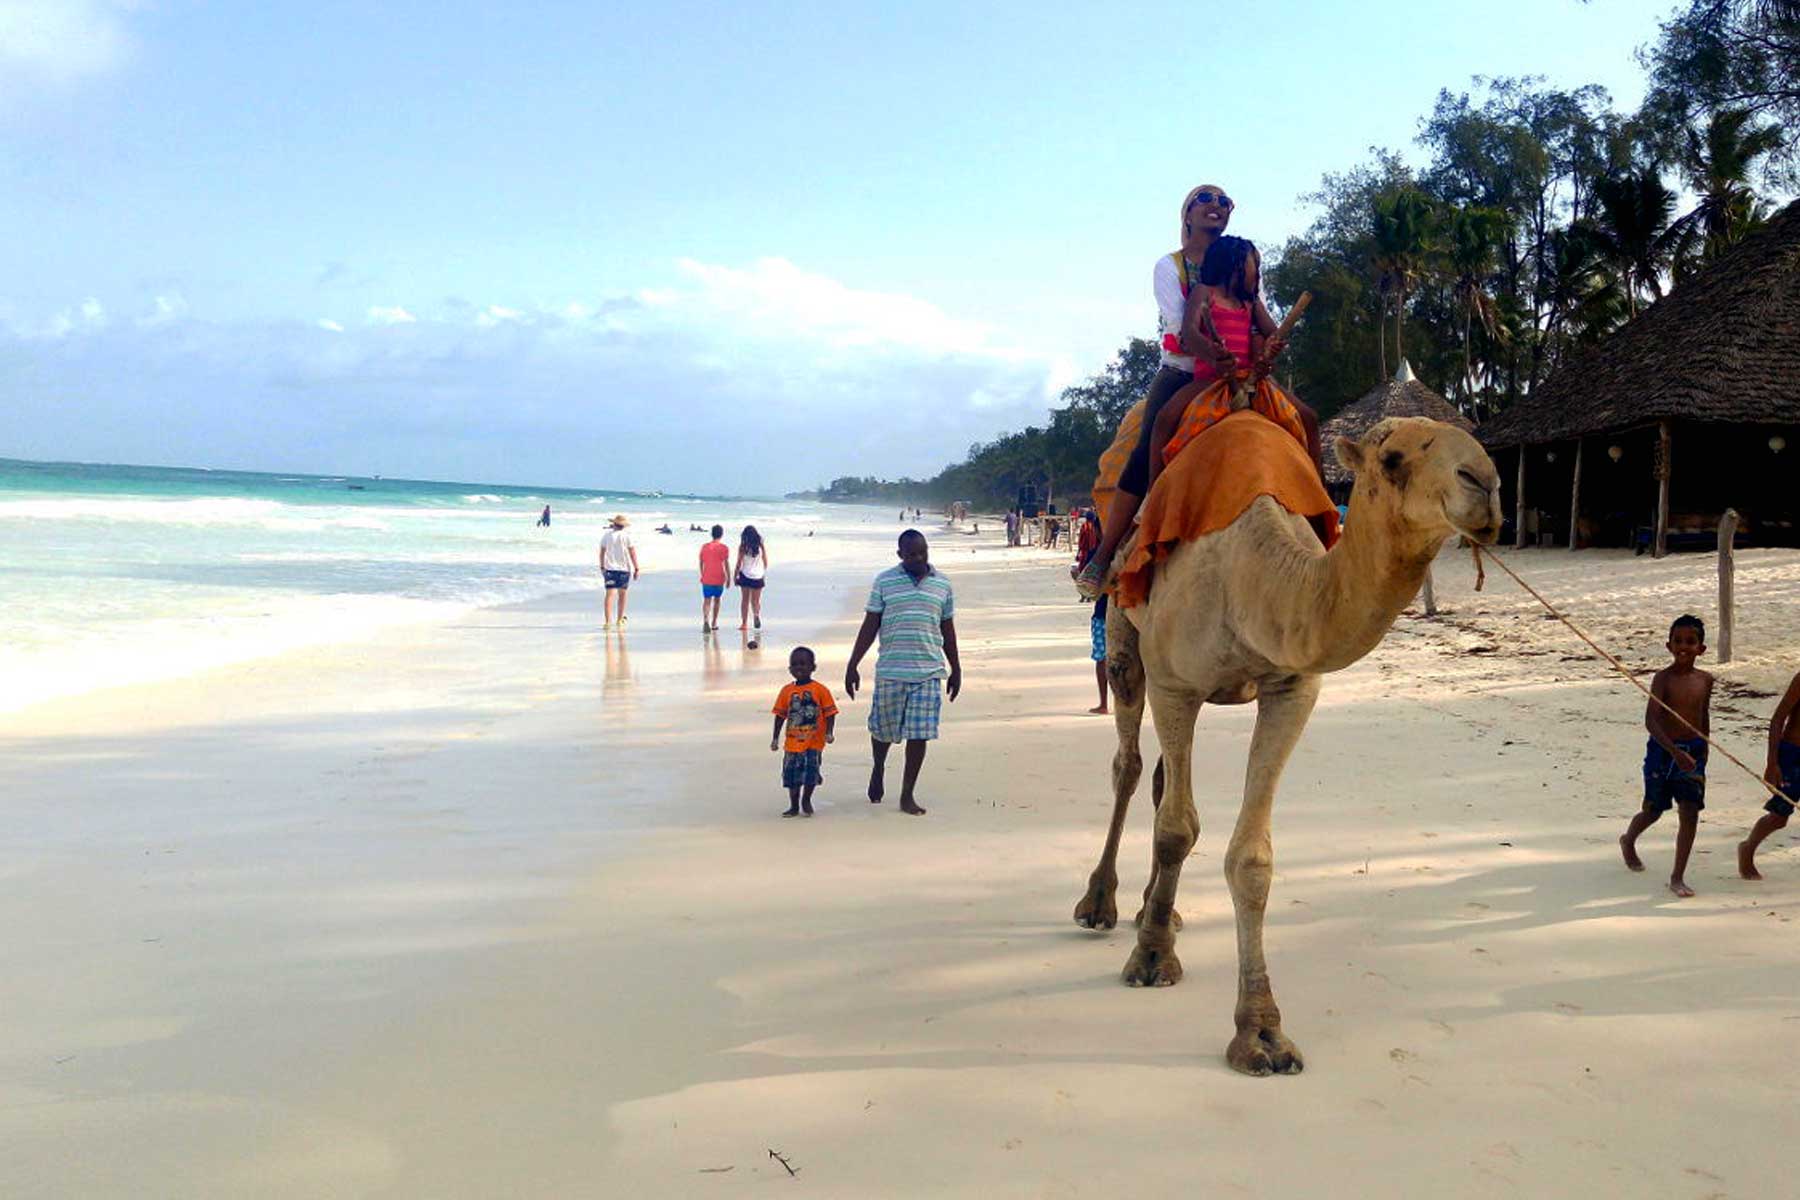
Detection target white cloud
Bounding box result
[0,1,134,98]
[1,260,1090,492]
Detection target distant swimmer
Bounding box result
[537,505,552,527]
[656,523,674,534]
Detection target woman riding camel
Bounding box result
[1074,185,1316,598]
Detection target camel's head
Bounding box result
[1335,417,1502,546]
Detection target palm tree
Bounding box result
[1668,108,1783,276]
[1441,205,1509,410]
[1587,170,1678,315]
[1370,188,1436,371]
[1543,225,1631,356]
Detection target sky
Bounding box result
[0,0,1665,495]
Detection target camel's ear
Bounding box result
[1334,436,1367,475]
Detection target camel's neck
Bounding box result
[1245,484,1442,676]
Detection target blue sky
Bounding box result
[2,0,1662,494]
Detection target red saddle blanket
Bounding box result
[1114,409,1339,609]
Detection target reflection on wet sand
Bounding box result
[603,633,634,697]
[702,634,726,689]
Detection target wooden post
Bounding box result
[1568,438,1583,551]
[1513,447,1527,549]
[1653,419,1672,559]
[1718,508,1739,663]
[1421,566,1437,616]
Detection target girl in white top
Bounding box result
[734,525,769,631]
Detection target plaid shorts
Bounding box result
[782,748,823,789]
[868,676,942,743]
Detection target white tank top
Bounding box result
[738,549,766,580]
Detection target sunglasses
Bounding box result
[1187,190,1234,211]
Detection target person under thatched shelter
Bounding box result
[1480,197,1800,556]
[1320,360,1474,502]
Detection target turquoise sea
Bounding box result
[0,457,858,714]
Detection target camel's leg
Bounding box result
[1121,683,1202,987]
[1132,758,1182,930]
[1223,673,1320,1076]
[1074,609,1145,930]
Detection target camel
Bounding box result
[1072,416,1501,1076]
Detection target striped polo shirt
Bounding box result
[867,564,955,682]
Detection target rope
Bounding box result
[1472,544,1796,810]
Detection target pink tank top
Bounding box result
[1192,302,1253,383]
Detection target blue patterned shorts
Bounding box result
[1090,613,1107,662]
[868,677,942,743]
[782,748,823,789]
[1643,737,1707,812]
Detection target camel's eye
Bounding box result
[1381,451,1405,473]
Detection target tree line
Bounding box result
[822,0,1797,510]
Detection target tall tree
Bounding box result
[1370,187,1437,369]
[1586,171,1678,314]
[1645,0,1800,181]
[1441,204,1510,411]
[1668,107,1785,273]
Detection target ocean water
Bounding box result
[0,457,884,714]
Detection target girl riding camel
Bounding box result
[1074,187,1319,599]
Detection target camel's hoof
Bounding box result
[1226,1027,1304,1076]
[1131,906,1183,930]
[1073,887,1117,930]
[1121,943,1183,987]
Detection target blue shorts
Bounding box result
[603,570,631,590]
[1643,737,1707,812]
[702,583,724,599]
[1090,614,1107,662]
[1765,741,1800,818]
[868,677,942,743]
[782,748,823,789]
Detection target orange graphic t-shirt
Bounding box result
[772,680,838,753]
[699,541,731,586]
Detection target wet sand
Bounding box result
[5,536,1800,1197]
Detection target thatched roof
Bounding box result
[1320,360,1474,485]
[1480,197,1800,448]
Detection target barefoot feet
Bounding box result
[1087,704,1109,715]
[1620,835,1645,872]
[1668,878,1695,898]
[1739,840,1763,881]
[899,799,927,815]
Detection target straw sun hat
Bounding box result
[609,514,629,527]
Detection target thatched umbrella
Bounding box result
[1320,360,1473,492]
[1480,197,1800,556]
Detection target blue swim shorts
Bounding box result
[603,569,631,590]
[782,748,823,790]
[868,677,942,743]
[702,583,724,599]
[1643,737,1708,812]
[1090,613,1107,662]
[1765,741,1800,819]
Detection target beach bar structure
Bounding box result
[1321,360,1474,503]
[1478,199,1800,556]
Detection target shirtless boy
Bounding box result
[1620,615,1713,897]
[1736,668,1800,879]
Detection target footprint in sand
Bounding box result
[1553,1001,1583,1015]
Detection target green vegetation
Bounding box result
[824,0,1795,509]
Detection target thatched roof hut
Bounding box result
[1478,197,1800,555]
[1321,360,1472,494]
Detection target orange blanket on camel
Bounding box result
[1109,407,1340,609]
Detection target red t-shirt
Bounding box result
[699,541,731,586]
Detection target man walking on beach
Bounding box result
[844,530,961,815]
[599,514,638,629]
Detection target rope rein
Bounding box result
[1471,544,1796,810]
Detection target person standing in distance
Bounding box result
[844,529,961,815]
[598,514,639,629]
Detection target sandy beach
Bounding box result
[6,528,1800,1198]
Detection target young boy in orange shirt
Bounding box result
[771,646,837,818]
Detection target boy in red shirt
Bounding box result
[699,523,731,633]
[771,646,838,817]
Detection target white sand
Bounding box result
[5,534,1800,1197]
